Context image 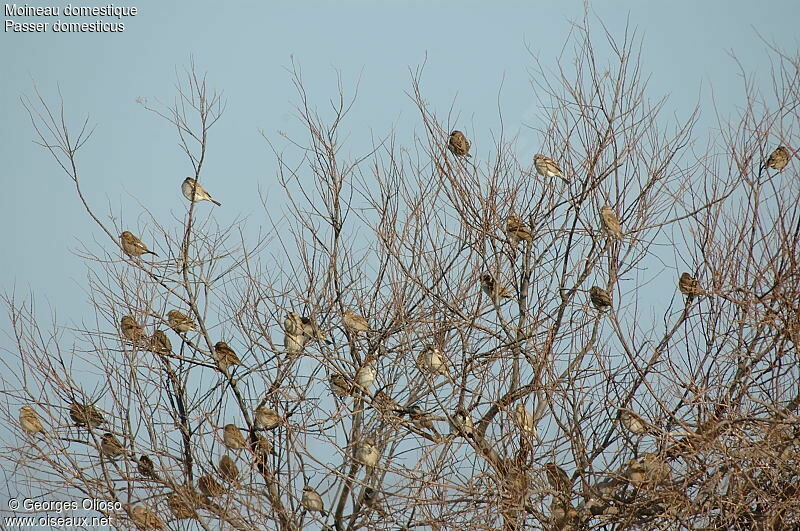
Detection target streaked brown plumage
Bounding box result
[447,130,471,157]
[137,454,158,480]
[343,310,370,333]
[329,373,352,397]
[219,454,239,482]
[513,403,537,437]
[534,154,568,183]
[131,505,165,530]
[254,406,282,430]
[198,475,224,497]
[355,355,377,390]
[19,405,45,435]
[301,486,327,516]
[223,424,247,450]
[120,231,157,257]
[149,329,172,355]
[301,316,328,344]
[545,463,571,498]
[619,409,647,435]
[212,341,242,372]
[481,273,512,302]
[766,146,790,171]
[407,404,440,436]
[167,309,195,333]
[505,215,533,245]
[250,433,274,462]
[182,177,222,206]
[678,272,703,298]
[69,402,105,429]
[589,286,612,310]
[599,205,622,239]
[100,432,126,458]
[167,491,199,520]
[450,407,474,437]
[120,315,145,342]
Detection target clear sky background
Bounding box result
[1,0,798,514]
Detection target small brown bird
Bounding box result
[254,406,282,430]
[283,311,303,336]
[589,286,612,310]
[197,475,224,497]
[766,146,790,172]
[100,432,126,458]
[219,454,239,482]
[407,404,439,436]
[167,310,195,333]
[149,329,172,355]
[505,215,534,245]
[450,407,474,437]
[545,463,572,498]
[354,437,380,468]
[69,402,105,429]
[223,424,247,450]
[550,499,579,529]
[678,272,703,298]
[329,373,352,397]
[481,273,512,302]
[513,403,537,437]
[447,130,471,157]
[301,486,327,516]
[343,309,370,333]
[599,205,623,239]
[120,315,145,342]
[131,505,165,530]
[355,355,377,391]
[372,388,400,418]
[120,231,157,257]
[619,409,647,435]
[417,345,450,378]
[362,487,388,516]
[167,492,199,520]
[301,316,328,344]
[19,405,45,435]
[250,433,275,461]
[641,452,670,483]
[534,154,568,183]
[624,458,647,487]
[137,454,159,480]
[213,341,242,372]
[182,177,222,206]
[284,331,305,358]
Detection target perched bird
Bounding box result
[513,403,537,437]
[343,310,370,334]
[505,215,534,246]
[550,499,579,530]
[167,492,199,520]
[619,409,647,435]
[212,341,242,372]
[219,454,239,482]
[766,146,790,172]
[599,205,623,239]
[417,345,450,378]
[481,273,512,302]
[250,433,275,461]
[100,432,126,458]
[138,454,158,480]
[283,311,303,336]
[283,312,306,356]
[149,329,172,355]
[589,286,612,310]
[355,355,377,391]
[450,408,474,437]
[678,272,703,298]
[120,315,145,342]
[167,310,195,333]
[362,487,388,516]
[641,452,670,483]
[120,231,157,257]
[19,405,45,435]
[198,475,224,497]
[131,505,165,530]
[545,463,572,498]
[624,458,647,487]
[329,373,353,397]
[254,406,282,430]
[301,316,328,344]
[372,388,400,418]
[182,177,222,206]
[533,154,568,183]
[301,486,327,516]
[354,438,380,468]
[447,130,471,157]
[69,402,105,429]
[223,424,247,450]
[407,404,440,437]
[284,331,305,358]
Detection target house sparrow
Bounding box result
[362,487,388,516]
[19,405,45,435]
[505,215,534,245]
[599,205,622,239]
[149,329,172,355]
[618,409,647,435]
[213,341,242,372]
[69,402,105,429]
[167,492,199,520]
[354,437,380,468]
[100,432,126,458]
[182,177,222,206]
[120,231,157,257]
[198,475,224,497]
[513,403,537,437]
[447,130,471,157]
[301,486,327,516]
[284,331,305,358]
[301,316,328,344]
[329,373,353,397]
[137,454,159,480]
[254,406,282,430]
[545,463,571,498]
[343,310,370,333]
[766,146,790,171]
[417,345,450,377]
[120,315,145,342]
[678,272,703,298]
[450,407,474,437]
[589,286,612,310]
[550,499,579,529]
[355,355,377,391]
[481,273,512,302]
[534,154,568,183]
[250,433,275,461]
[624,458,647,487]
[130,505,165,530]
[167,310,195,333]
[372,388,400,418]
[219,454,239,482]
[223,424,247,450]
[407,404,440,436]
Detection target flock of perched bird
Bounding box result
[15,136,793,528]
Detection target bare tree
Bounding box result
[3,15,799,531]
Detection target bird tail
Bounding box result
[212,199,222,206]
